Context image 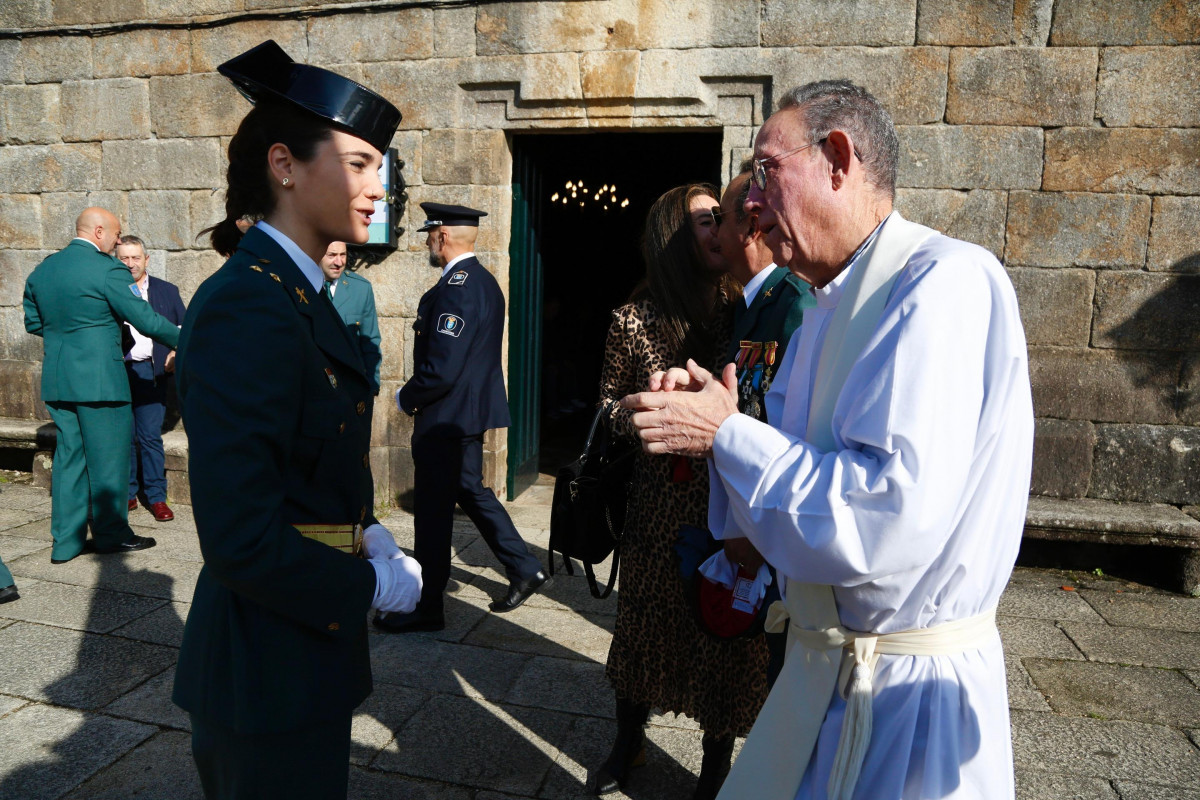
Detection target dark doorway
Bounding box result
[507,130,724,498]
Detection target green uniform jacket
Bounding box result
[172,228,378,735]
[23,240,181,402]
[329,270,382,394]
[727,266,815,421]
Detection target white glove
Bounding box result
[370,554,423,614]
[362,523,401,561]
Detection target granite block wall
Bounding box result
[0,0,1196,506]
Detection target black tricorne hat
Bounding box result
[218,40,401,155]
[417,203,488,232]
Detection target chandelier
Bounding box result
[549,180,631,212]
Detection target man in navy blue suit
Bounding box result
[118,235,186,522]
[375,203,548,633]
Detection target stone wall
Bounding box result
[0,0,1197,507]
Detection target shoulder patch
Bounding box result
[437,313,465,337]
[128,284,141,297]
[448,270,468,286]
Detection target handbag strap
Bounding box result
[585,540,620,599]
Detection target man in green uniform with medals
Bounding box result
[320,241,382,395]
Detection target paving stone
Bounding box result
[947,47,1097,126]
[348,766,473,800]
[1092,272,1200,352]
[0,693,27,718]
[350,682,428,766]
[1015,769,1119,799]
[0,704,155,800]
[506,655,612,719]
[110,601,189,648]
[1061,620,1200,669]
[0,580,165,634]
[0,143,102,193]
[370,636,530,700]
[1044,128,1200,195]
[1078,590,1200,633]
[1000,580,1106,623]
[893,188,1006,258]
[61,729,203,800]
[540,713,702,800]
[998,616,1086,659]
[896,125,1043,190]
[1028,347,1180,425]
[1,84,61,146]
[1091,424,1200,506]
[521,566,619,618]
[1114,781,1200,800]
[1025,658,1200,726]
[0,517,52,544]
[917,0,1011,44]
[1148,196,1200,273]
[1011,710,1200,785]
[8,550,200,603]
[0,485,50,513]
[762,0,915,46]
[1051,0,1200,45]
[1006,192,1150,269]
[373,693,573,795]
[0,532,49,563]
[1006,654,1052,712]
[0,622,176,709]
[102,665,190,732]
[1098,46,1200,127]
[1008,268,1095,347]
[465,606,614,663]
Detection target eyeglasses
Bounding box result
[709,206,723,227]
[751,137,827,191]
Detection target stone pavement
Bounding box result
[1,478,1199,800]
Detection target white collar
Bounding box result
[812,221,884,311]
[73,237,101,252]
[254,221,324,294]
[742,263,778,307]
[442,251,474,277]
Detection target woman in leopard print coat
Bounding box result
[593,184,770,800]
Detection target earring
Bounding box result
[282,178,290,186]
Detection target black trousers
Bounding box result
[413,432,541,615]
[190,713,352,800]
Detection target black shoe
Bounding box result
[373,609,445,633]
[693,733,735,800]
[0,585,17,604]
[593,699,650,795]
[94,535,156,555]
[490,570,552,613]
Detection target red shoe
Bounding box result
[148,502,174,522]
[128,498,138,512]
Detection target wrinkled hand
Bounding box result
[648,366,702,393]
[622,360,739,457]
[370,554,423,614]
[164,351,176,374]
[723,537,765,574]
[362,523,402,561]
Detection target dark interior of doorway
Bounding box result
[513,130,724,477]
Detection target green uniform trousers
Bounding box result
[46,401,136,561]
[0,553,12,588]
[190,713,352,800]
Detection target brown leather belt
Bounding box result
[292,523,363,556]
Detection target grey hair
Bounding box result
[777,79,899,199]
[117,234,147,255]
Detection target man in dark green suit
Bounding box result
[320,241,382,395]
[716,168,814,685]
[23,207,181,563]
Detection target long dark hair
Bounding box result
[635,183,737,362]
[201,100,333,257]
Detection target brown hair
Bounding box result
[200,100,334,257]
[635,183,737,362]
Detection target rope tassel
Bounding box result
[827,641,877,800]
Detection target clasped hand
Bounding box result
[364,524,423,614]
[620,359,739,459]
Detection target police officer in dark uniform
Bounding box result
[375,203,549,634]
[171,41,421,799]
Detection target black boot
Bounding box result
[692,733,734,800]
[593,698,650,795]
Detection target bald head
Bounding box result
[75,207,122,253]
[425,224,478,269]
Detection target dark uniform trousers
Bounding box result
[127,359,168,503]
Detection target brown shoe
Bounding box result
[128,498,138,512]
[148,502,174,522]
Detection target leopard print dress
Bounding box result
[599,298,769,739]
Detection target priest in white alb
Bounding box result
[623,80,1033,800]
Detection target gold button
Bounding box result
[338,422,346,434]
[327,622,339,631]
[362,454,369,468]
[356,402,366,415]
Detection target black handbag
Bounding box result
[549,405,637,599]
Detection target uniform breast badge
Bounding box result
[324,367,338,389]
[437,313,464,337]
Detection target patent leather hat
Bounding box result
[417,202,488,232]
[217,40,401,154]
